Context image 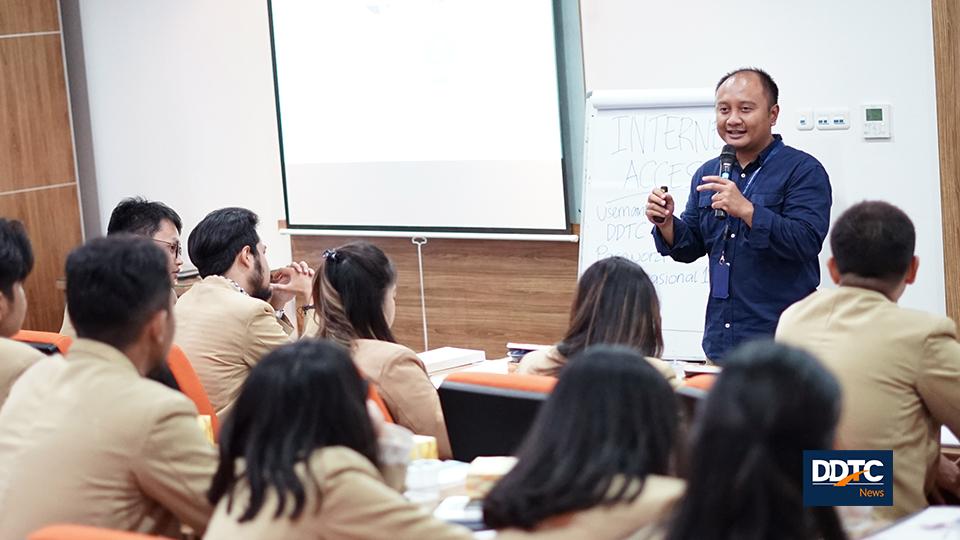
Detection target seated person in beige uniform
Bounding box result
[485,345,684,539]
[777,200,960,520]
[518,256,679,388]
[175,207,313,421]
[667,341,845,540]
[204,339,472,540]
[0,219,44,409]
[61,196,184,337]
[0,236,217,539]
[311,241,452,458]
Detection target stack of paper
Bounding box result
[417,347,486,374]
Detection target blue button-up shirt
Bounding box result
[652,135,831,362]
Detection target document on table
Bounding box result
[867,506,960,538]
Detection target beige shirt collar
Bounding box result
[68,338,140,376]
[835,285,894,304]
[199,274,248,296]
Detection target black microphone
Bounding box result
[715,144,737,219]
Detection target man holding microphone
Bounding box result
[645,68,831,362]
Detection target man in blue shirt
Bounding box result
[644,68,831,362]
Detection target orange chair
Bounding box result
[438,372,557,461]
[12,330,73,355]
[367,383,394,423]
[166,345,219,441]
[684,373,717,391]
[29,524,171,539]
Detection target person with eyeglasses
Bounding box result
[60,197,185,337]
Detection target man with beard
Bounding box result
[174,207,314,420]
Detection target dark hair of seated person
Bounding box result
[107,196,182,236]
[830,200,915,282]
[188,207,260,278]
[482,345,678,530]
[312,241,397,347]
[208,339,380,522]
[66,235,173,350]
[555,256,664,362]
[0,218,34,299]
[667,340,847,540]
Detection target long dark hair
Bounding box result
[556,256,664,361]
[667,340,846,540]
[483,345,678,530]
[311,241,397,347]
[208,340,380,522]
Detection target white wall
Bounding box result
[65,0,946,314]
[581,0,945,315]
[69,0,292,268]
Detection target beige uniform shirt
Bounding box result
[0,339,217,539]
[175,275,294,420]
[204,446,472,540]
[517,346,681,390]
[353,339,452,459]
[495,475,684,540]
[777,286,960,519]
[0,337,43,409]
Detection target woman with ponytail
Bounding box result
[667,340,847,540]
[311,241,451,458]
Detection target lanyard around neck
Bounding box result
[739,144,782,197]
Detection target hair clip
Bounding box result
[322,249,339,262]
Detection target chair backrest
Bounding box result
[367,384,394,423]
[29,524,169,540]
[12,330,73,355]
[438,372,556,462]
[167,344,219,441]
[684,373,717,391]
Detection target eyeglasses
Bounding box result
[153,238,183,257]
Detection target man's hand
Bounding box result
[696,175,755,226]
[645,187,674,226]
[269,261,315,308]
[646,187,676,247]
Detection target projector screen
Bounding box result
[268,0,569,233]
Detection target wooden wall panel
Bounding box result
[291,235,580,357]
[934,0,960,324]
[0,0,58,35]
[0,185,81,331]
[0,34,75,191]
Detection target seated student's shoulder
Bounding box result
[0,338,44,376]
[0,351,67,410]
[517,346,563,377]
[116,373,206,428]
[354,339,422,369]
[496,475,685,540]
[893,305,959,341]
[519,347,678,388]
[311,445,381,480]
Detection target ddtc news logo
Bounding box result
[803,450,893,506]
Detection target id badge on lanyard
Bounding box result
[711,255,730,299]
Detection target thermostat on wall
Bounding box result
[863,104,891,139]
